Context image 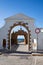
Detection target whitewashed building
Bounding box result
[0,13,43,52]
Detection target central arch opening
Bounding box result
[10,25,29,52]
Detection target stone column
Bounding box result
[10,33,11,51]
[28,33,29,51]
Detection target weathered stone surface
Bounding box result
[0,55,43,65]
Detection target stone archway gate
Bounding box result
[7,22,31,51]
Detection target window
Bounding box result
[3,39,6,48]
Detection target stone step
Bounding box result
[11,44,28,52]
[31,51,43,56]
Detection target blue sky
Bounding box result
[0,0,43,28]
[11,25,28,33]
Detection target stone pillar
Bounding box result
[28,33,29,51]
[10,33,11,51]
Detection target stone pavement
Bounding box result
[0,54,43,65]
[11,44,28,52]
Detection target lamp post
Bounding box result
[35,28,40,50]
